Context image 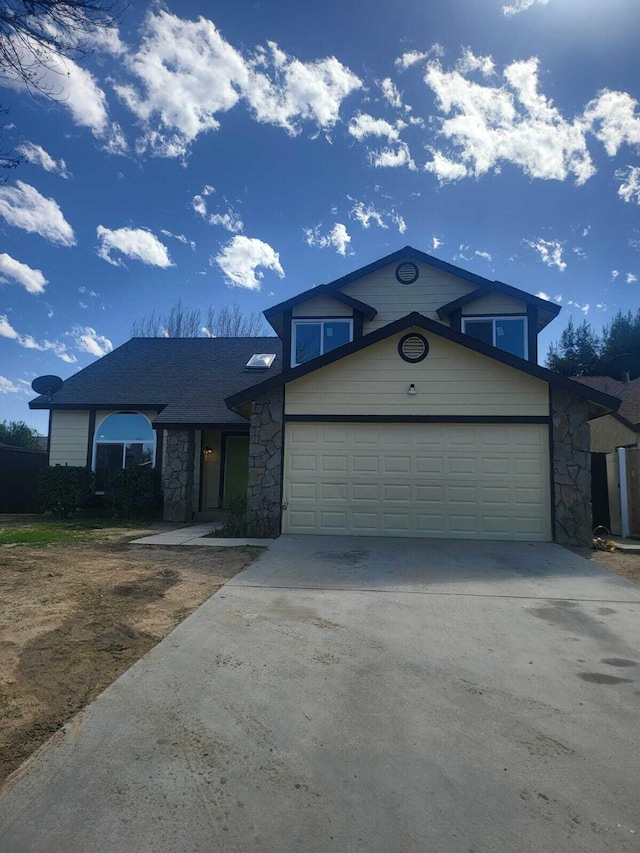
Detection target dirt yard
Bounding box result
[0,518,260,784]
[587,548,640,585]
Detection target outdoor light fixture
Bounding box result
[408,384,417,395]
[203,446,213,456]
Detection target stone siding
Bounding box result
[248,389,283,537]
[163,429,195,522]
[551,388,591,546]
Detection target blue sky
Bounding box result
[1,0,639,432]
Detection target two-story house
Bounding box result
[30,246,620,545]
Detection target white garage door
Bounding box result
[283,422,551,541]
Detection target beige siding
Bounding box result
[461,293,527,315]
[341,261,477,332]
[589,414,639,453]
[49,410,90,467]
[292,296,353,318]
[285,328,549,417]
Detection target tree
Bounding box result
[545,317,601,376]
[545,309,640,377]
[0,419,43,450]
[131,299,270,338]
[1,0,119,178]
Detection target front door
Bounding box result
[223,435,250,507]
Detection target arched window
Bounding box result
[93,412,156,492]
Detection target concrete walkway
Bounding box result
[1,537,640,852]
[131,523,274,548]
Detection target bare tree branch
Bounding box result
[132,300,271,339]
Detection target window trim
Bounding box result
[92,411,157,494]
[462,315,528,360]
[291,318,354,367]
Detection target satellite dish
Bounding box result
[31,375,63,400]
[605,353,640,382]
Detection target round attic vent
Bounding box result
[398,333,429,363]
[395,261,419,285]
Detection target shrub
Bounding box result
[103,466,161,519]
[214,497,248,537]
[39,466,95,518]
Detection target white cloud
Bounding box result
[16,142,70,178]
[192,187,243,233]
[423,55,595,185]
[596,303,607,311]
[583,91,640,157]
[69,326,113,357]
[0,253,47,294]
[503,0,549,15]
[612,269,620,280]
[626,273,637,284]
[456,49,495,77]
[526,238,567,271]
[115,11,361,157]
[348,113,406,142]
[96,225,173,268]
[304,222,352,256]
[568,300,590,315]
[0,314,76,363]
[350,199,387,229]
[369,141,416,170]
[379,77,403,109]
[475,250,492,261]
[0,181,75,245]
[0,376,21,394]
[616,166,640,205]
[395,51,428,71]
[3,36,125,152]
[392,213,407,234]
[160,229,196,249]
[214,236,284,290]
[432,236,443,250]
[536,291,550,300]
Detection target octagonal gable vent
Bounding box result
[395,261,419,285]
[398,333,429,363]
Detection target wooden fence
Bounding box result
[0,444,48,513]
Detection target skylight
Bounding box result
[246,353,276,370]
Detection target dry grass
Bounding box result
[0,518,259,783]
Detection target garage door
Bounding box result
[283,422,551,541]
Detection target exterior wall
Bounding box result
[248,389,283,537]
[552,389,592,546]
[49,410,90,467]
[606,452,622,535]
[461,293,527,315]
[285,329,549,417]
[341,261,477,332]
[162,429,195,522]
[201,429,222,510]
[292,296,352,317]
[589,414,639,453]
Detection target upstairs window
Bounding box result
[292,319,352,366]
[93,412,156,492]
[462,316,527,359]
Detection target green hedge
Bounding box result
[39,466,95,518]
[103,466,161,519]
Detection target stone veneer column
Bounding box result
[162,428,195,522]
[247,389,283,537]
[551,388,591,546]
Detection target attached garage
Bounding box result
[283,421,551,540]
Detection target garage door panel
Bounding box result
[284,423,551,541]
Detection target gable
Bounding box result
[341,260,478,331]
[461,292,527,315]
[284,326,549,417]
[292,295,352,318]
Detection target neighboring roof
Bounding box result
[29,337,282,426]
[226,311,621,415]
[572,376,640,430]
[264,245,560,334]
[436,281,560,331]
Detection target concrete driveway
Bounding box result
[1,537,640,852]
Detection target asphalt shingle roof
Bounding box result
[572,375,640,427]
[29,337,282,425]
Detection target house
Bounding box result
[30,246,621,546]
[572,375,640,537]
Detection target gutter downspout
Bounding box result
[618,447,630,539]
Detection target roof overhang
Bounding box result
[264,284,377,336]
[437,281,561,332]
[225,311,621,415]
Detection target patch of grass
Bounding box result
[0,518,143,546]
